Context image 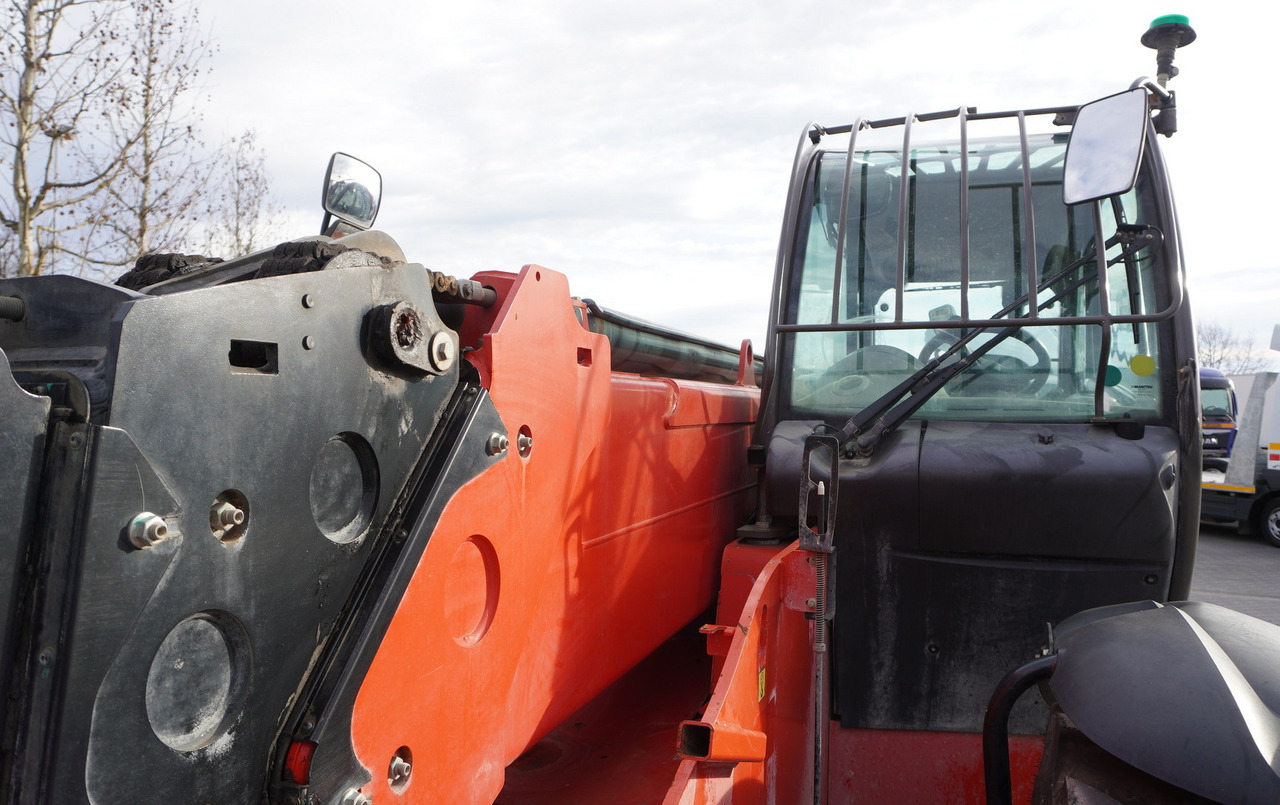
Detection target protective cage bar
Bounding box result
[768,97,1185,423]
[776,100,1184,338]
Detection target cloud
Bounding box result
[198,2,1280,351]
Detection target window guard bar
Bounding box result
[778,91,1185,414]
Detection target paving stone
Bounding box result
[1190,523,1280,626]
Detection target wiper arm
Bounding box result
[835,225,1163,456]
[849,318,1035,455]
[834,249,1099,445]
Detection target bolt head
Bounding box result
[429,331,456,372]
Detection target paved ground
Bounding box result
[1189,522,1280,626]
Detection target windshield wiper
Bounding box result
[833,225,1162,457]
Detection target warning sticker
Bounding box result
[1269,444,1280,471]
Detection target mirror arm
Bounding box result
[1152,90,1177,138]
[1128,77,1178,138]
[1129,76,1172,105]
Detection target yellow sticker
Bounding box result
[757,667,766,701]
[1129,354,1156,377]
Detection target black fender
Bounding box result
[1045,600,1280,804]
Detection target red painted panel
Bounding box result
[347,265,758,803]
[663,542,821,805]
[827,728,1043,805]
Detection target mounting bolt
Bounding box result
[212,502,245,530]
[486,433,509,456]
[210,495,249,543]
[516,432,533,457]
[128,512,171,549]
[340,789,372,805]
[428,331,456,372]
[388,753,412,788]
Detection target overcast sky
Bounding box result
[200,2,1278,353]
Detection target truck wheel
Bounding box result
[1203,457,1229,473]
[1256,499,1280,548]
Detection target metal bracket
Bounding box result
[798,434,839,554]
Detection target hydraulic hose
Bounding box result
[983,654,1057,805]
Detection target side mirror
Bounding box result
[1062,88,1149,206]
[322,153,382,233]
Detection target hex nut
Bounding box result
[129,512,171,549]
[210,491,250,543]
[212,502,245,529]
[388,754,412,789]
[340,790,372,805]
[486,433,509,456]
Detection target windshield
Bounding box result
[781,133,1170,423]
[1201,387,1233,420]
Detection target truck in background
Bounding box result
[1201,370,1280,544]
[1199,367,1237,467]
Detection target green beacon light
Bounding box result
[1141,14,1196,88]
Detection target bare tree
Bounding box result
[0,0,233,279]
[200,129,283,258]
[1198,321,1276,375]
[0,0,135,277]
[66,0,216,270]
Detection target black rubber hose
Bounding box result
[0,296,24,322]
[983,654,1057,805]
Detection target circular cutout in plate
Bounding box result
[309,432,379,543]
[444,535,500,646]
[145,611,250,752]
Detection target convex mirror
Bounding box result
[322,153,382,231]
[1063,88,1149,206]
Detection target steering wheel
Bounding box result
[919,329,1051,396]
[917,330,971,365]
[821,344,918,379]
[797,345,918,407]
